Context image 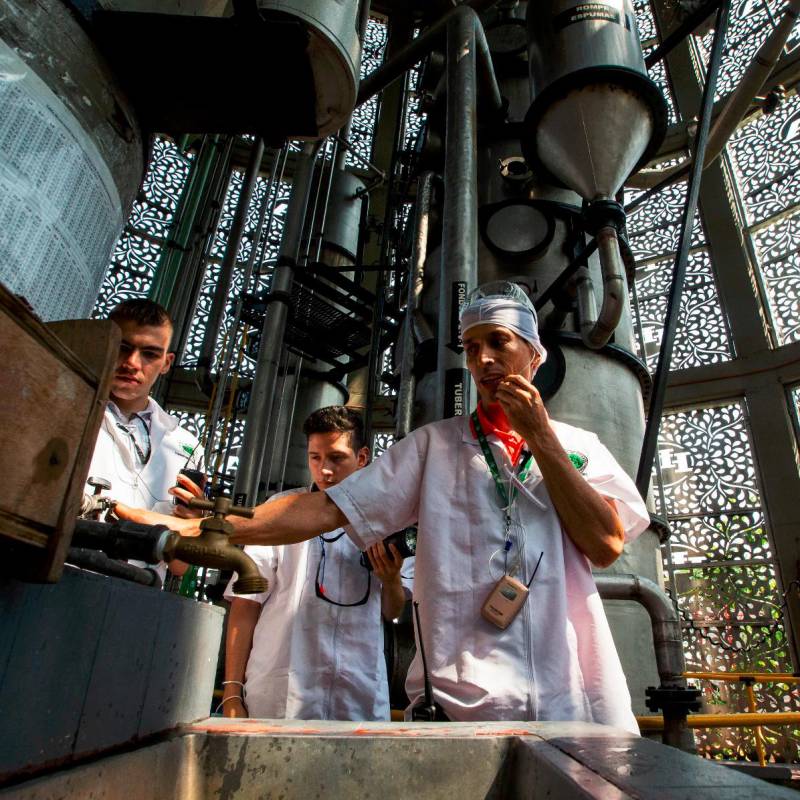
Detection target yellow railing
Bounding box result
[636,672,800,766]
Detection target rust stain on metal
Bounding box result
[187,722,324,735]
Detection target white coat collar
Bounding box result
[461,413,479,446]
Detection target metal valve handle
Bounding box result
[188,495,256,519]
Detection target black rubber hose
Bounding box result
[67,548,162,588]
[71,519,172,564]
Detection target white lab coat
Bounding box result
[327,415,649,733]
[225,487,413,721]
[86,398,202,577]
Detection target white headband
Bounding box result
[460,297,547,364]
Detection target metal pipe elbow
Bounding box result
[595,573,687,687]
[577,227,626,350]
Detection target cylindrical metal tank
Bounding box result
[410,0,665,712]
[523,0,666,200]
[262,369,348,492]
[259,0,362,138]
[320,170,365,266]
[0,0,143,321]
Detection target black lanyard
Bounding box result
[115,413,151,465]
[314,532,372,607]
[471,410,533,509]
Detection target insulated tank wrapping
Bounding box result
[0,0,143,321]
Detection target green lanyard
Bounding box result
[471,410,533,510]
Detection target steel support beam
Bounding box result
[197,136,264,374]
[636,1,731,496]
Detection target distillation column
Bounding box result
[410,0,668,713]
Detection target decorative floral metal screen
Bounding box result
[181,167,292,374]
[626,177,733,370]
[372,431,396,459]
[728,88,800,346]
[694,0,800,102]
[93,137,193,315]
[655,401,798,760]
[634,0,680,123]
[346,16,388,167]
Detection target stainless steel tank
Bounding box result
[259,0,362,138]
[320,170,365,267]
[0,0,143,320]
[407,0,665,711]
[263,166,362,491]
[524,0,666,201]
[262,369,349,491]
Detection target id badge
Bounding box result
[480,575,529,630]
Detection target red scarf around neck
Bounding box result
[470,402,526,464]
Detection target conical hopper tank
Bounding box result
[523,0,667,200]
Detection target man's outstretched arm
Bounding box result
[116,489,347,546]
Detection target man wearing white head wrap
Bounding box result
[459,280,547,363]
[118,280,649,733]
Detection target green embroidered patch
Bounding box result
[568,451,588,473]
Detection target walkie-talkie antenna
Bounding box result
[413,600,434,710]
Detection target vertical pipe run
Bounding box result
[396,171,435,438]
[198,136,265,374]
[234,142,322,505]
[578,226,626,350]
[435,10,479,420]
[636,1,731,497]
[204,145,285,468]
[171,136,235,362]
[595,574,694,750]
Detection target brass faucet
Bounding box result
[161,496,268,595]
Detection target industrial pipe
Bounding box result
[638,711,800,730]
[576,227,627,350]
[704,0,799,164]
[636,1,731,497]
[170,136,236,363]
[204,144,287,468]
[67,548,162,588]
[595,573,686,687]
[436,6,505,419]
[72,513,267,596]
[596,573,699,749]
[356,3,503,116]
[197,136,264,377]
[233,141,322,505]
[396,171,436,439]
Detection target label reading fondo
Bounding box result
[450,280,468,350]
[445,368,469,418]
[553,2,622,31]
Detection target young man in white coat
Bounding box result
[87,299,202,579]
[215,406,411,721]
[118,282,648,731]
